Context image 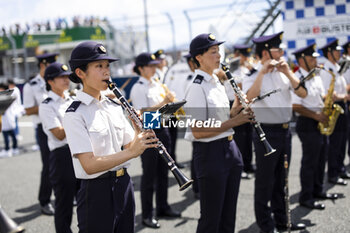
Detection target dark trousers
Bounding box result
[234,123,253,172]
[49,145,77,233]
[140,128,171,219]
[193,138,243,233]
[296,117,328,203]
[77,172,135,233]
[2,129,17,150]
[36,124,52,206]
[254,125,291,232]
[328,101,348,179]
[191,142,199,194]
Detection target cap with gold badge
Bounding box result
[189,33,225,57]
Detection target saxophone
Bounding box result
[318,68,344,135]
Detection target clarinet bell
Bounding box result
[263,140,276,156]
[171,168,193,191]
[0,206,25,233]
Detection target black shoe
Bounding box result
[300,200,325,210]
[340,171,350,179]
[276,223,306,231]
[142,217,160,228]
[328,177,348,185]
[241,172,252,179]
[41,203,55,215]
[157,208,181,218]
[315,192,338,200]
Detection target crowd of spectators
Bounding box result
[1,16,109,36]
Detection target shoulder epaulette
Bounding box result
[42,97,52,104]
[193,75,204,84]
[247,68,257,76]
[29,80,37,86]
[138,81,144,84]
[65,101,81,113]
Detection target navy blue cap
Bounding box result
[189,33,224,57]
[233,44,252,56]
[320,39,342,57]
[69,41,119,71]
[343,41,350,54]
[134,52,160,67]
[154,49,166,59]
[44,62,70,81]
[253,32,284,56]
[36,53,59,64]
[292,43,320,59]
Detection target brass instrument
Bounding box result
[318,68,344,135]
[105,80,193,191]
[0,206,25,233]
[155,77,186,119]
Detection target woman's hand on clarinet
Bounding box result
[231,106,254,127]
[129,130,159,158]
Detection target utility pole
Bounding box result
[165,13,177,62]
[183,10,192,42]
[143,0,150,52]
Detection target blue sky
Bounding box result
[0,0,283,51]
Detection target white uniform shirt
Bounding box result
[292,68,325,111]
[184,69,234,142]
[63,91,135,179]
[39,91,73,151]
[320,59,347,96]
[242,62,293,123]
[342,65,350,85]
[130,76,165,109]
[23,74,48,125]
[1,101,17,131]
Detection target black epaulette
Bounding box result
[42,97,52,104]
[193,75,204,84]
[247,68,257,76]
[65,101,81,113]
[29,80,37,86]
[107,97,121,106]
[138,81,144,84]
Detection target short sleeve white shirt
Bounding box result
[129,76,165,109]
[39,91,73,151]
[63,91,135,179]
[320,59,347,96]
[23,74,48,125]
[242,63,293,123]
[292,68,325,111]
[184,69,234,142]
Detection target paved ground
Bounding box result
[0,116,350,233]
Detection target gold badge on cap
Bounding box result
[247,48,252,53]
[279,33,283,40]
[313,44,316,50]
[62,65,68,71]
[208,34,216,41]
[151,54,156,60]
[98,45,107,53]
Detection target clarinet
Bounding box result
[105,80,193,191]
[221,63,276,156]
[284,154,291,233]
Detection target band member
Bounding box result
[23,52,57,215]
[342,40,350,161]
[319,39,350,185]
[153,49,168,83]
[185,33,252,233]
[292,43,338,210]
[130,52,180,229]
[242,32,306,233]
[63,41,158,232]
[39,62,77,233]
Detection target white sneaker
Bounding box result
[16,135,23,141]
[0,150,7,158]
[12,148,20,155]
[4,150,12,157]
[31,144,39,151]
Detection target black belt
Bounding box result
[260,123,289,129]
[97,168,127,179]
